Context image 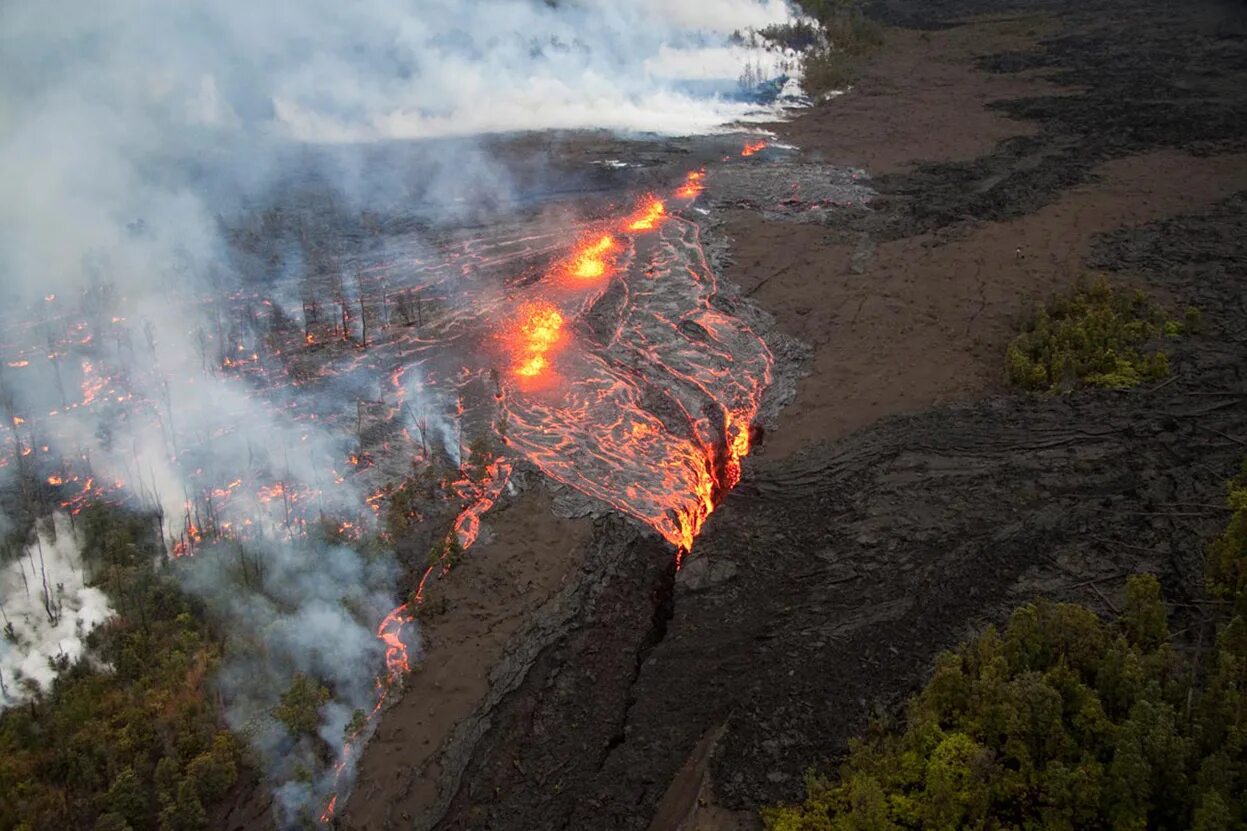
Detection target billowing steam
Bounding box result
[0,514,114,707]
[0,0,804,823]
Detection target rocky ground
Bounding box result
[338,0,1247,829]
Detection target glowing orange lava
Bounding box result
[741,139,767,157]
[675,170,705,200]
[569,234,618,279]
[626,197,666,231]
[512,302,564,379]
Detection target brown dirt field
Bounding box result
[737,149,1247,460]
[782,19,1070,175]
[343,486,591,829]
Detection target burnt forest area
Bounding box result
[413,0,1247,829]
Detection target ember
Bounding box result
[742,139,768,156]
[626,197,667,231]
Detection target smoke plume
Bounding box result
[0,0,803,822]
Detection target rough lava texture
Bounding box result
[339,0,1247,828]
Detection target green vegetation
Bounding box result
[1208,465,1247,613]
[763,461,1247,830]
[274,673,331,740]
[758,20,823,51]
[794,1,884,95]
[1005,278,1193,392]
[0,506,241,831]
[426,533,464,572]
[802,50,859,96]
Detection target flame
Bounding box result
[47,475,63,486]
[741,139,767,157]
[512,302,564,379]
[6,360,29,368]
[569,234,618,279]
[675,170,705,200]
[627,197,666,231]
[80,360,105,406]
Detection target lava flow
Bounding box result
[501,178,772,552]
[676,170,706,200]
[568,234,619,279]
[741,139,768,156]
[512,301,566,379]
[2,150,775,826]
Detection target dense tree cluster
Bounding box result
[764,465,1247,830]
[1005,278,1193,392]
[0,507,241,831]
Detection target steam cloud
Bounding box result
[0,0,802,823]
[0,514,114,707]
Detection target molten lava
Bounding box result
[626,197,666,231]
[512,302,565,379]
[741,139,767,156]
[569,234,618,280]
[675,170,705,200]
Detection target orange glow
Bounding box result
[512,302,564,379]
[569,234,618,279]
[47,475,63,486]
[376,604,413,678]
[517,354,547,377]
[627,197,666,231]
[742,139,767,156]
[675,170,705,200]
[6,360,29,368]
[80,360,105,406]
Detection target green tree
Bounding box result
[157,779,206,831]
[1122,573,1169,650]
[101,767,146,828]
[274,673,330,738]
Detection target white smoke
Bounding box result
[0,513,113,707]
[0,0,808,821]
[175,537,403,824]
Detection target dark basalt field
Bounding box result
[353,0,1247,829]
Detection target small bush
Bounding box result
[824,12,884,55]
[1005,277,1183,392]
[801,49,858,96]
[760,20,823,51]
[796,4,884,97]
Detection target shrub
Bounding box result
[802,49,858,96]
[795,3,884,97]
[824,12,884,55]
[1005,277,1183,392]
[760,20,824,51]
